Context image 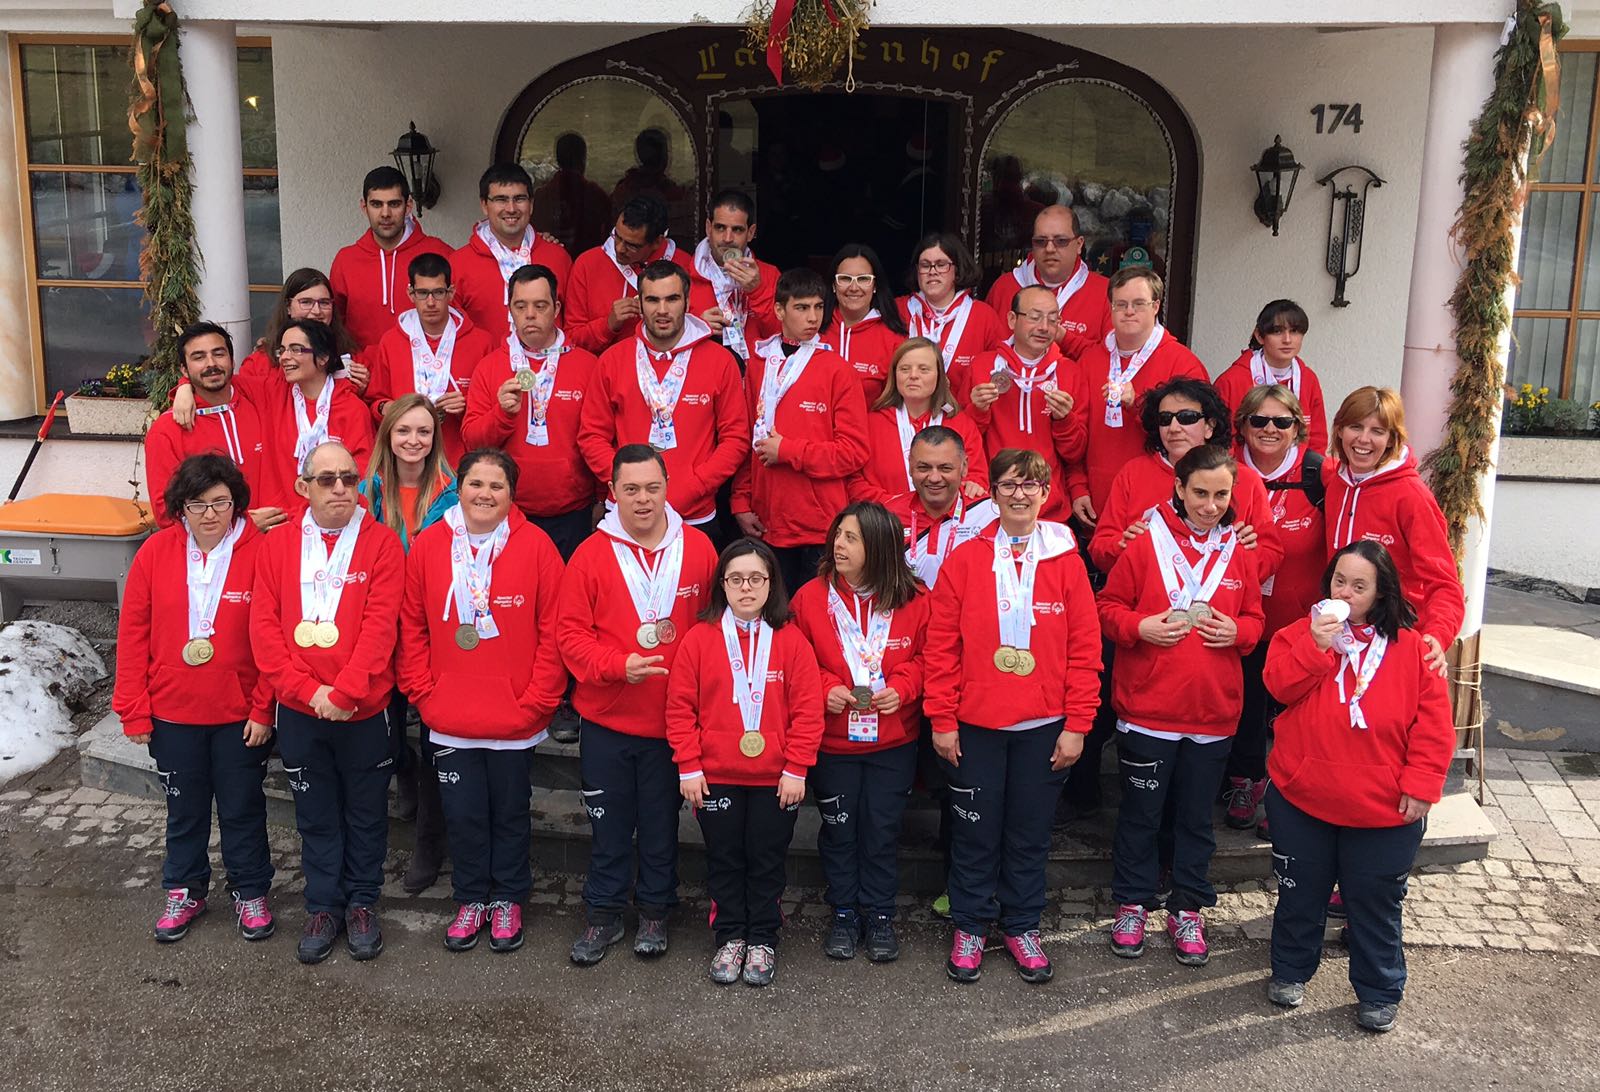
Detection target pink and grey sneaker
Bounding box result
[1225,777,1267,830]
[488,900,524,953]
[154,887,206,943]
[232,892,274,941]
[946,929,985,982]
[1003,929,1053,984]
[445,902,488,952]
[1110,904,1148,959]
[1168,909,1209,966]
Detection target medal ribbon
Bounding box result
[1145,505,1237,611]
[290,377,335,466]
[826,584,891,688]
[441,505,510,632]
[906,292,973,369]
[298,507,363,624]
[751,334,819,443]
[398,308,461,401]
[1334,629,1388,730]
[1102,324,1165,428]
[720,608,773,736]
[605,235,677,294]
[475,220,532,285]
[991,526,1041,651]
[183,517,245,640]
[693,238,748,358]
[634,338,693,446]
[1248,349,1302,399]
[994,343,1057,434]
[1014,257,1090,310]
[510,330,566,446]
[610,529,685,626]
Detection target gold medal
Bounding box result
[993,646,1019,673]
[516,368,536,392]
[637,622,660,650]
[312,620,340,648]
[1012,649,1036,677]
[293,620,317,648]
[181,638,215,667]
[739,732,766,758]
[455,624,480,651]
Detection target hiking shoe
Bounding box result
[1003,929,1053,984]
[1356,1001,1399,1033]
[154,888,206,943]
[633,916,669,958]
[824,908,860,960]
[1225,777,1266,829]
[232,892,274,941]
[402,835,444,895]
[946,929,985,982]
[549,700,580,744]
[297,911,341,964]
[445,902,488,952]
[571,920,625,965]
[1110,904,1148,958]
[1267,978,1306,1008]
[742,944,777,986]
[863,913,899,962]
[1256,813,1271,840]
[1167,910,1209,966]
[931,892,951,919]
[1327,889,1346,918]
[488,901,523,953]
[709,939,747,984]
[345,905,383,961]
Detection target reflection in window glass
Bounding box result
[40,285,153,397]
[30,172,144,281]
[1507,316,1569,396]
[238,47,278,170]
[1572,321,1600,406]
[1534,50,1594,184]
[1516,190,1581,311]
[20,44,133,167]
[245,175,282,284]
[518,79,697,253]
[979,81,1173,292]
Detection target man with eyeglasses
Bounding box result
[452,163,574,338]
[688,189,780,363]
[565,195,693,354]
[146,321,285,531]
[985,205,1112,362]
[364,252,495,466]
[251,441,404,965]
[330,166,453,353]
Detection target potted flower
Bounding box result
[65,360,156,436]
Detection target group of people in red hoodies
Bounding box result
[115,184,1463,1027]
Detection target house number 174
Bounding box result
[1310,103,1364,133]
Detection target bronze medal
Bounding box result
[181,638,215,667]
[312,620,340,649]
[455,624,480,651]
[1012,649,1036,677]
[516,368,536,392]
[850,685,874,711]
[293,620,317,648]
[739,732,766,758]
[653,618,677,644]
[990,369,1014,394]
[637,622,660,650]
[993,646,1019,673]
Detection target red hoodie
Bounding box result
[894,293,1007,402]
[1087,450,1284,580]
[790,578,930,754]
[1322,448,1465,650]
[983,261,1112,362]
[1097,503,1265,737]
[731,339,871,547]
[578,317,751,523]
[228,371,375,516]
[1213,351,1330,455]
[687,250,781,348]
[922,522,1103,736]
[144,392,270,527]
[114,520,274,735]
[1067,332,1207,513]
[1264,618,1456,827]
[363,308,496,467]
[848,404,987,504]
[965,341,1088,522]
[460,336,599,519]
[330,223,455,353]
[398,508,568,743]
[823,312,905,405]
[565,238,693,354]
[1245,446,1327,637]
[664,616,826,786]
[450,227,573,341]
[250,511,404,720]
[555,510,718,738]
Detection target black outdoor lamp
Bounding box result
[392,121,441,212]
[1251,135,1304,237]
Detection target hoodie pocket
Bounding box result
[420,672,529,740]
[1276,755,1404,827]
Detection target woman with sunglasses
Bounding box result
[239,268,368,392]
[822,243,908,404]
[115,454,275,945]
[924,448,1102,985]
[1099,444,1264,968]
[665,538,824,987]
[895,233,1006,401]
[1214,300,1329,454]
[852,337,988,504]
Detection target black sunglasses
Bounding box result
[1248,414,1298,430]
[1156,409,1206,426]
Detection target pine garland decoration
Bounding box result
[1422,0,1567,556]
[128,0,200,413]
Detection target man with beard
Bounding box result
[330,167,453,352]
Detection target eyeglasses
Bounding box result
[994,480,1044,497]
[1157,409,1206,427]
[610,229,651,253]
[1030,235,1079,250]
[183,498,235,516]
[1012,309,1059,325]
[1248,414,1299,430]
[410,287,451,300]
[723,573,770,589]
[1111,299,1157,313]
[917,259,954,274]
[302,471,361,489]
[834,273,875,287]
[291,297,334,312]
[486,194,531,208]
[276,344,315,358]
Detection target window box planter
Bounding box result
[1497,434,1600,484]
[63,394,154,438]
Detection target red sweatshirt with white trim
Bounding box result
[964,341,1088,522]
[894,293,1008,403]
[229,371,375,517]
[144,393,270,527]
[1249,448,1327,637]
[1213,351,1330,455]
[848,404,987,503]
[363,310,496,467]
[823,312,905,405]
[1264,618,1456,826]
[330,225,454,352]
[564,239,692,354]
[450,231,573,341]
[688,256,781,344]
[983,263,1112,362]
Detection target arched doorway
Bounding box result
[496,27,1199,336]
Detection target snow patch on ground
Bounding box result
[0,619,106,782]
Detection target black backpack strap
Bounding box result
[1261,450,1326,511]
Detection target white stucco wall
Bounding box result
[1489,480,1600,588]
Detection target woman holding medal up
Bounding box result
[665,539,825,987]
[923,448,1103,985]
[791,501,929,963]
[1098,444,1264,967]
[399,448,568,954]
[115,454,276,944]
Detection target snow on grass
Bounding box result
[0,619,105,783]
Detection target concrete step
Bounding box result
[1481,586,1600,753]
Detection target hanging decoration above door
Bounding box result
[747,0,872,88]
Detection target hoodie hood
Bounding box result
[596,502,685,550]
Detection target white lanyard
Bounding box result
[183,518,245,640]
[906,293,973,369]
[1016,257,1089,310]
[194,402,243,465]
[1334,628,1388,731]
[906,497,979,586]
[693,238,748,358]
[298,508,363,623]
[992,527,1041,650]
[1243,444,1300,598]
[827,584,892,688]
[1249,349,1302,398]
[752,335,819,443]
[291,378,335,466]
[1146,506,1236,611]
[398,308,462,402]
[606,235,677,294]
[634,339,693,450]
[894,405,945,490]
[442,505,509,638]
[476,220,532,285]
[994,344,1058,433]
[610,532,684,626]
[1104,324,1165,428]
[720,609,773,736]
[510,331,566,446]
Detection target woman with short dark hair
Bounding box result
[1213,299,1328,453]
[895,232,1006,397]
[113,453,276,945]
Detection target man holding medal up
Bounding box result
[251,442,404,964]
[688,189,780,362]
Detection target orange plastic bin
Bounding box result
[0,494,154,621]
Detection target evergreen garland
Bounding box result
[1422,0,1567,556]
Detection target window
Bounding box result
[14,38,280,414]
[1511,44,1600,406]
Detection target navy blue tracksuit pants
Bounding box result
[696,785,801,946]
[939,721,1067,937]
[1111,729,1233,912]
[276,707,393,915]
[149,719,273,900]
[812,741,917,916]
[432,741,534,905]
[579,719,681,924]
[1267,785,1425,1004]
